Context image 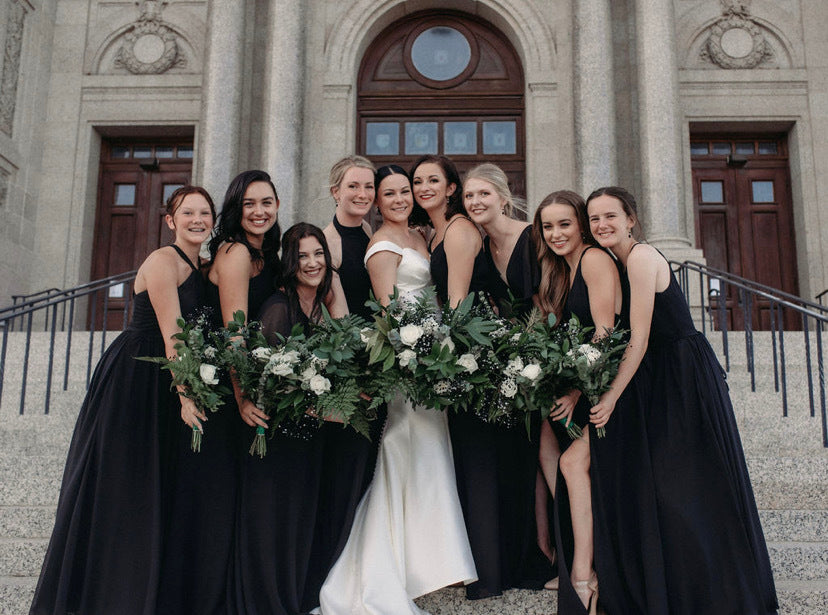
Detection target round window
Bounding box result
[410,27,472,82]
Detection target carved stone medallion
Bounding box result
[114,1,185,74]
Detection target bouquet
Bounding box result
[139,310,231,452]
[363,288,498,414]
[223,310,384,458]
[556,319,628,438]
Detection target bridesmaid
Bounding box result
[203,170,281,612]
[587,187,778,615]
[532,190,622,614]
[30,186,215,615]
[462,162,554,587]
[322,155,375,319]
[411,154,548,599]
[307,156,383,603]
[234,223,346,615]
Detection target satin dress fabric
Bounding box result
[316,241,477,615]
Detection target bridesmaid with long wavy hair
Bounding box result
[532,190,622,615]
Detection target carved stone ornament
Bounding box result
[114,0,185,74]
[702,1,773,69]
[0,166,9,209]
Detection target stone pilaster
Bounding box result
[0,0,27,137]
[574,0,616,195]
[634,0,692,249]
[261,0,305,227]
[195,1,245,207]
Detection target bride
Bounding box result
[315,165,477,614]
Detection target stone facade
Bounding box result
[1,0,826,304]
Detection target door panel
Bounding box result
[691,137,797,330]
[90,140,193,329]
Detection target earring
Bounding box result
[628,229,632,238]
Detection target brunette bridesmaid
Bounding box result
[587,187,777,615]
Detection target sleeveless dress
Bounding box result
[158,258,276,615]
[231,290,331,615]
[431,226,551,599]
[552,246,614,615]
[30,247,206,615]
[316,240,477,615]
[590,248,778,615]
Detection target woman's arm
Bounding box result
[143,249,207,430]
[589,245,660,428]
[212,243,253,326]
[365,250,402,307]
[581,248,620,339]
[212,245,269,428]
[443,218,482,308]
[326,275,349,318]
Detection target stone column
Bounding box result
[634,0,692,248]
[195,1,245,207]
[574,0,617,195]
[260,0,305,227]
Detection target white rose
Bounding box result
[399,324,425,347]
[440,337,455,353]
[203,346,217,359]
[398,349,417,368]
[282,350,302,364]
[309,374,331,395]
[457,353,479,373]
[500,378,518,398]
[300,366,317,382]
[360,327,373,345]
[199,363,219,385]
[506,357,524,375]
[520,363,542,382]
[270,361,294,377]
[251,347,272,361]
[574,343,602,366]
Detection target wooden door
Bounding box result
[90,139,193,329]
[357,11,525,222]
[691,137,798,330]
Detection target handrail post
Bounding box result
[45,304,58,414]
[720,279,729,372]
[803,314,815,418]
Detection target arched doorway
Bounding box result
[357,11,525,204]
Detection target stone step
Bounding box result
[0,506,56,539]
[2,534,824,582]
[0,577,36,615]
[0,578,825,615]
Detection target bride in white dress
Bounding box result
[316,165,477,615]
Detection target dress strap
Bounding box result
[169,244,199,272]
[429,215,467,252]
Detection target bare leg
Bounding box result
[535,469,554,562]
[559,430,595,608]
[539,419,561,498]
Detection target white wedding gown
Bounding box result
[314,241,477,615]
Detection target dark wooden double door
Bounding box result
[692,137,798,330]
[91,139,193,329]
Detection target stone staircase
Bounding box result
[1,330,827,614]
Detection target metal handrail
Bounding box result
[671,260,827,448]
[0,271,137,416]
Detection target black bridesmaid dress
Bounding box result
[299,216,384,610]
[590,247,778,615]
[30,246,206,615]
[550,246,609,615]
[231,291,328,615]
[483,225,540,319]
[156,260,276,614]
[431,224,551,599]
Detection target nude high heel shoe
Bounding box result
[573,572,598,615]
